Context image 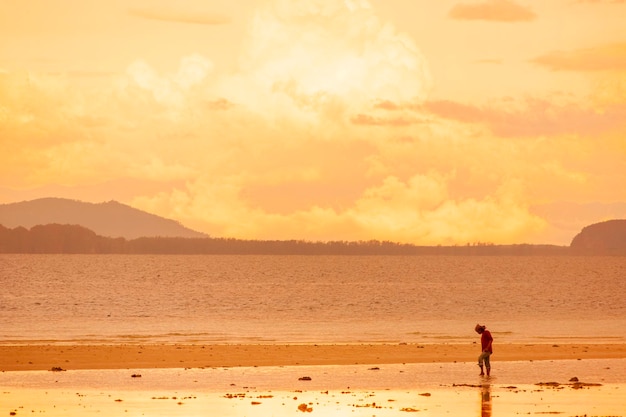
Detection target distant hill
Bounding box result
[0,198,207,239]
[570,219,626,254]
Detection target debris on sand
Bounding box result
[535,382,560,387]
[297,403,313,412]
[535,381,602,389]
[224,393,246,399]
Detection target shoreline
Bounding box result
[2,342,626,372]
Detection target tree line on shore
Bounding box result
[0,223,579,255]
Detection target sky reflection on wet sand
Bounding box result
[1,360,624,416]
[2,383,624,417]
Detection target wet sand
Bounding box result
[2,383,624,417]
[1,359,625,416]
[2,345,625,416]
[2,342,626,371]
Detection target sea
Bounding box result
[1,254,625,345]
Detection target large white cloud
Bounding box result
[225,0,431,118]
[127,53,213,107]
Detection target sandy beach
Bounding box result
[2,342,626,371]
[2,343,626,416]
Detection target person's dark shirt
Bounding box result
[481,330,493,353]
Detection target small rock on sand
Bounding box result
[298,403,313,412]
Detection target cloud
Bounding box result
[424,98,626,137]
[128,6,230,25]
[126,54,213,107]
[3,59,615,245]
[532,42,626,72]
[572,0,625,4]
[47,70,118,79]
[449,0,536,22]
[0,59,222,188]
[474,59,502,64]
[133,173,545,245]
[229,0,432,116]
[0,71,93,187]
[350,113,420,127]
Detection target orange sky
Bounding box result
[1,0,625,245]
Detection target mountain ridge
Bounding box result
[0,198,207,239]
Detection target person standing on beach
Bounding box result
[475,324,493,376]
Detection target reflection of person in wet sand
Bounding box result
[475,324,493,376]
[480,383,492,417]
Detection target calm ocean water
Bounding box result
[1,254,625,345]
